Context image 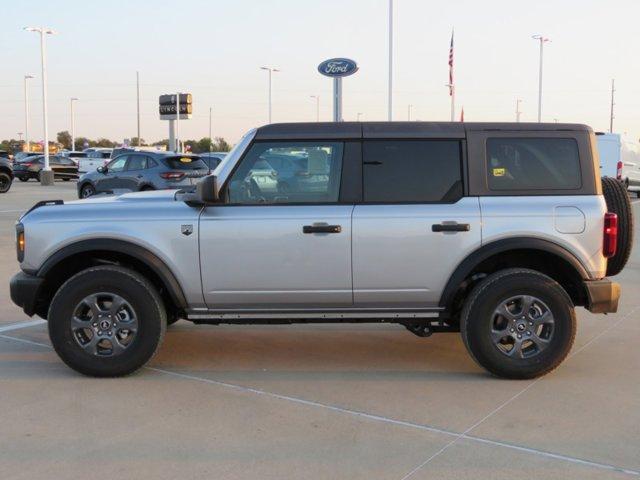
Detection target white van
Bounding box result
[596,133,640,195]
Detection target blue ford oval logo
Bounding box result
[317,58,359,78]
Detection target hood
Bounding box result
[66,189,180,206]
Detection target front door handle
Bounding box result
[432,223,471,232]
[303,225,342,234]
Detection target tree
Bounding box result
[129,137,146,147]
[94,138,117,148]
[57,131,72,150]
[213,137,231,152]
[74,137,90,151]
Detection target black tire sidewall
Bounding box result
[81,184,95,198]
[462,269,576,379]
[49,267,166,377]
[0,172,11,193]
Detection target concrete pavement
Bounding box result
[1,180,639,479]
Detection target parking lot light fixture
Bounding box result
[24,75,34,153]
[532,34,550,122]
[260,67,280,123]
[70,98,78,151]
[24,26,57,184]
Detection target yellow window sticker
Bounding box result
[493,167,506,177]
[179,157,192,163]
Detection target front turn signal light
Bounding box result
[16,223,25,262]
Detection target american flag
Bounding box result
[448,30,454,96]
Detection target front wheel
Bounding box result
[48,266,166,377]
[461,268,576,379]
[80,183,95,198]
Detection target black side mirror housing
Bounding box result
[97,166,107,174]
[197,175,219,204]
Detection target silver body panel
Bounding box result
[480,195,607,278]
[199,205,354,308]
[352,198,482,307]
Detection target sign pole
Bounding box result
[175,93,180,153]
[333,78,343,122]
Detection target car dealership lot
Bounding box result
[1,181,639,479]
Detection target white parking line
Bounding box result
[0,319,46,333]
[399,304,640,479]
[0,312,638,477]
[0,210,25,214]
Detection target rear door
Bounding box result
[121,154,148,191]
[352,139,482,308]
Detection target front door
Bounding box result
[352,139,482,307]
[200,140,354,309]
[97,156,128,192]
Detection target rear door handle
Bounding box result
[432,223,470,232]
[303,225,342,234]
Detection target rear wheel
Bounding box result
[0,172,11,193]
[461,268,576,379]
[601,176,634,276]
[48,266,166,377]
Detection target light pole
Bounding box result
[209,106,213,151]
[609,79,616,133]
[310,95,320,122]
[70,97,78,151]
[357,112,363,121]
[516,98,522,122]
[24,26,56,185]
[532,34,550,122]
[23,74,34,153]
[17,132,23,141]
[260,66,280,123]
[388,0,394,120]
[407,104,413,121]
[136,71,141,146]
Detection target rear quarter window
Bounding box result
[487,138,581,190]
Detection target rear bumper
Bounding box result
[10,271,45,317]
[584,278,620,314]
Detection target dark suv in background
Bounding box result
[12,155,79,182]
[77,151,209,198]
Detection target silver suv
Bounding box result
[10,122,633,379]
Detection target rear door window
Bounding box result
[362,140,463,203]
[486,138,581,190]
[126,156,147,171]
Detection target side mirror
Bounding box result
[197,175,219,204]
[97,166,107,174]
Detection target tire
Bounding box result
[0,172,11,193]
[48,266,166,377]
[167,313,180,326]
[461,268,576,379]
[140,185,155,192]
[601,177,634,276]
[80,183,95,198]
[62,178,70,182]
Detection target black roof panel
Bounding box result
[254,121,592,141]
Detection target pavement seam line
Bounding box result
[398,305,640,479]
[0,309,638,477]
[0,319,47,333]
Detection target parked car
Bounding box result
[76,151,209,198]
[13,152,39,164]
[10,122,632,379]
[78,148,113,174]
[596,132,640,196]
[199,152,227,172]
[12,155,79,182]
[0,157,13,193]
[59,151,88,160]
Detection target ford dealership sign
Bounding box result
[317,58,358,78]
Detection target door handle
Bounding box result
[303,225,342,234]
[432,223,470,232]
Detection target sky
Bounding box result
[1,0,639,146]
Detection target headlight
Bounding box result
[16,223,25,262]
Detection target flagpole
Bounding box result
[450,85,455,122]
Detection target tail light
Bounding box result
[160,172,185,180]
[616,161,623,180]
[603,212,618,258]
